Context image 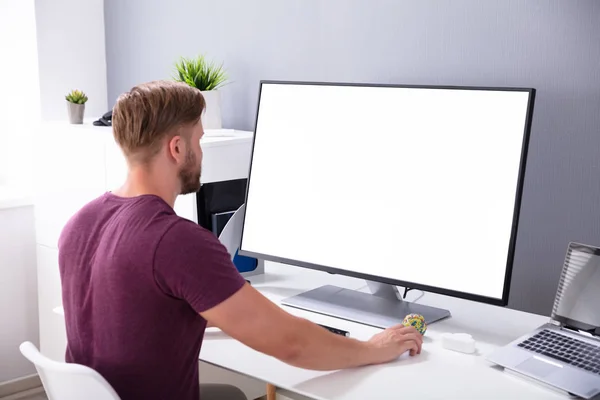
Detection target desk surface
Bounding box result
[200,262,568,400]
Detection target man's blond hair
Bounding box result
[112,80,205,163]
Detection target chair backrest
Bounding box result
[218,203,245,260]
[19,342,121,400]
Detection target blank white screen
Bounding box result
[241,82,532,301]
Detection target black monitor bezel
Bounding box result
[238,80,536,307]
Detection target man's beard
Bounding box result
[178,149,201,195]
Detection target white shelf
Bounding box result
[0,186,33,210]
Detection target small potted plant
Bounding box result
[174,55,228,129]
[65,89,88,124]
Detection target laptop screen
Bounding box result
[551,242,600,335]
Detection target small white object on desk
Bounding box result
[441,332,477,354]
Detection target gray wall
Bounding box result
[104,0,600,316]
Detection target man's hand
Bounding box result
[365,325,423,365]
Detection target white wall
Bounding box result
[34,0,108,121]
[0,203,38,383]
[0,0,41,386]
[0,0,41,189]
[104,0,600,316]
[0,0,109,387]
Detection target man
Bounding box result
[58,80,423,400]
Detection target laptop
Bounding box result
[487,242,600,399]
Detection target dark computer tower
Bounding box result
[196,179,258,273]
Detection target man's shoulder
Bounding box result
[153,211,245,314]
[160,217,221,250]
[155,212,236,269]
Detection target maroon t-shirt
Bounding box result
[58,192,246,400]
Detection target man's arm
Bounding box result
[201,283,422,371]
[152,220,421,369]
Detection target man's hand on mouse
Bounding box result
[366,325,423,364]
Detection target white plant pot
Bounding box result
[67,102,85,124]
[201,90,222,129]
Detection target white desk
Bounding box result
[53,261,570,399]
[200,262,569,400]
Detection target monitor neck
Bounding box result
[366,281,401,301]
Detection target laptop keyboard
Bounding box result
[518,329,600,375]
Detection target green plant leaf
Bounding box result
[172,54,228,91]
[65,89,88,104]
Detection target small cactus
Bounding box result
[65,89,88,105]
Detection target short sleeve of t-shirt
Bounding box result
[153,219,247,313]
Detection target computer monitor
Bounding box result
[238,80,536,327]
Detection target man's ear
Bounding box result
[167,135,185,165]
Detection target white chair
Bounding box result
[19,341,121,400]
[218,204,264,277]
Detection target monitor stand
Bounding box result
[280,281,451,328]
